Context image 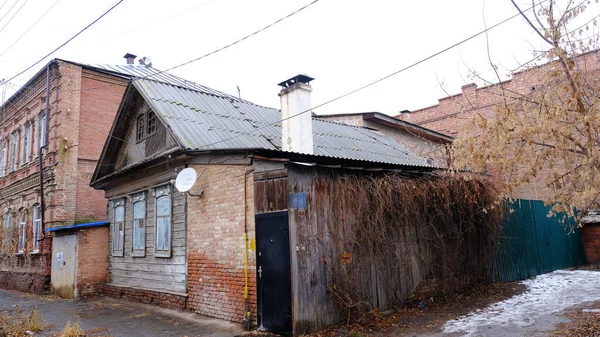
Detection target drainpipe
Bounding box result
[39,64,50,237]
[242,168,254,330]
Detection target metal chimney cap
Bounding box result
[278,74,314,88]
[123,53,137,59]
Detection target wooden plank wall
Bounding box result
[253,160,288,214]
[287,165,340,335]
[106,165,187,294]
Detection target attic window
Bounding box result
[136,114,145,142]
[147,110,157,136]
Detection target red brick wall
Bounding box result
[75,226,109,298]
[76,72,127,221]
[186,165,257,323]
[581,224,600,264]
[103,284,187,310]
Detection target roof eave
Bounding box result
[362,112,453,143]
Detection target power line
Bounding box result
[3,0,124,84]
[195,0,551,150]
[0,0,60,59]
[0,0,9,13]
[0,0,18,25]
[0,0,28,36]
[0,0,319,105]
[144,0,319,78]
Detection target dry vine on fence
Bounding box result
[327,173,503,321]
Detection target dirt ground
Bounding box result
[306,282,527,337]
[550,301,600,337]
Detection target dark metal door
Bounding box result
[256,211,292,334]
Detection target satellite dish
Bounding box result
[175,168,197,192]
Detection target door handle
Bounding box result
[258,266,262,279]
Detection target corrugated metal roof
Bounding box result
[133,78,429,167]
[77,62,239,99]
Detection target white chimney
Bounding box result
[278,74,314,154]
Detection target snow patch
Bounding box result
[443,270,600,336]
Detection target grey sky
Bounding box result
[0,0,597,115]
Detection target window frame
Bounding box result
[3,213,12,252]
[0,139,7,177]
[154,185,172,258]
[17,213,26,254]
[39,111,47,151]
[112,198,125,257]
[136,114,145,142]
[146,110,157,137]
[10,131,18,172]
[22,123,31,165]
[131,192,146,257]
[32,204,41,253]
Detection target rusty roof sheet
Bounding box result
[133,78,429,167]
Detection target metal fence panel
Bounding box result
[495,199,586,282]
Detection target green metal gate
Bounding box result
[495,199,587,282]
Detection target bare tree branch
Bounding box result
[511,0,553,45]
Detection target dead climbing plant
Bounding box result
[327,172,503,321]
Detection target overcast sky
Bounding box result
[0,0,598,115]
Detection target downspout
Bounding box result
[39,64,50,236]
[242,168,254,330]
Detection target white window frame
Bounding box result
[0,139,6,177]
[154,185,172,258]
[39,111,47,151]
[4,213,12,252]
[17,214,26,254]
[10,132,18,172]
[112,199,125,257]
[132,192,146,257]
[32,204,41,253]
[21,123,31,165]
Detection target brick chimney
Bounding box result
[123,53,137,65]
[278,74,314,154]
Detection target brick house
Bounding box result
[317,112,452,167]
[0,55,184,298]
[90,74,499,335]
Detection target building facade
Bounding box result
[0,59,130,296]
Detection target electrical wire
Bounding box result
[0,0,28,36]
[0,0,19,26]
[0,0,319,105]
[0,0,60,59]
[3,0,124,84]
[0,0,9,13]
[194,0,552,150]
[142,0,319,78]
